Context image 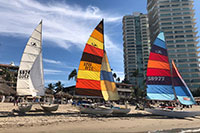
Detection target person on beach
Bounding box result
[13,96,18,106]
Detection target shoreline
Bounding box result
[1,103,200,133]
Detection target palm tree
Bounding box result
[116,77,120,83]
[55,81,64,93]
[68,69,77,81]
[131,69,139,101]
[48,83,55,90]
[45,83,55,94]
[113,73,117,81]
[122,75,131,84]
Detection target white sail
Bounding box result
[17,21,45,96]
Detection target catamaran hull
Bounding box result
[145,108,199,118]
[78,106,113,115]
[112,108,131,114]
[40,104,59,112]
[18,103,32,113]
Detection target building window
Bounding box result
[184,21,192,24]
[179,64,188,67]
[178,59,186,62]
[176,40,185,43]
[188,44,194,47]
[174,21,183,24]
[189,54,196,57]
[191,74,198,77]
[160,5,170,8]
[165,31,173,34]
[166,36,173,39]
[161,22,172,25]
[189,59,197,62]
[172,8,181,11]
[175,35,184,38]
[187,39,194,42]
[168,50,175,53]
[172,4,180,7]
[182,74,190,78]
[160,13,171,16]
[173,17,182,20]
[185,30,193,33]
[168,45,175,48]
[190,64,198,67]
[172,0,180,2]
[160,9,171,12]
[183,12,191,15]
[184,16,191,19]
[182,3,189,6]
[182,8,190,10]
[166,40,174,43]
[160,18,171,21]
[177,49,186,52]
[174,26,183,29]
[176,44,186,47]
[173,12,182,16]
[160,0,170,3]
[186,35,193,38]
[185,25,192,28]
[162,27,172,30]
[175,30,184,33]
[188,49,195,52]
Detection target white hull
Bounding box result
[40,104,59,112]
[18,103,32,113]
[145,108,200,118]
[78,106,113,115]
[112,107,131,114]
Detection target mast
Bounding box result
[99,18,119,101]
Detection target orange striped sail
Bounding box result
[76,20,104,97]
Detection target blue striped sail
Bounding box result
[100,52,119,101]
[172,60,196,105]
[146,32,175,101]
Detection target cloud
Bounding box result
[0,0,124,79]
[43,58,77,70]
[44,69,64,75]
[44,79,76,87]
[43,58,62,64]
[0,0,122,51]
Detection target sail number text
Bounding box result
[19,70,30,79]
[84,62,94,71]
[148,76,165,81]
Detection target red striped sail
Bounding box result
[76,20,104,97]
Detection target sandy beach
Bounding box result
[0,103,200,133]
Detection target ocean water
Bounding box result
[150,127,200,133]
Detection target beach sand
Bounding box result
[0,103,200,133]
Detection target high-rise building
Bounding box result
[147,0,200,91]
[123,12,151,88]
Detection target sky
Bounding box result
[0,0,199,87]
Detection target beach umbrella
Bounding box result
[55,91,72,98]
[0,82,16,95]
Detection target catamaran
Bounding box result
[16,21,58,112]
[145,32,200,118]
[75,19,130,115]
